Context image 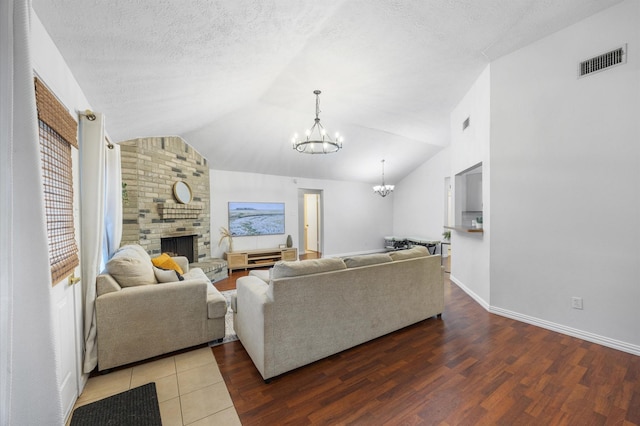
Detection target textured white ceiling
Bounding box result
[32,0,622,184]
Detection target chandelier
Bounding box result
[291,90,343,154]
[373,160,394,197]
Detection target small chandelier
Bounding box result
[291,90,343,154]
[373,159,394,197]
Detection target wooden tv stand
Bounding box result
[225,247,298,274]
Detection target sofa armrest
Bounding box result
[235,275,270,314]
[97,273,122,296]
[235,276,271,377]
[97,280,209,321]
[172,256,190,273]
[206,287,227,319]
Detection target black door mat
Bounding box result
[70,382,161,426]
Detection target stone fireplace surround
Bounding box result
[119,136,227,282]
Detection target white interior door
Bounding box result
[52,275,81,421]
[55,148,84,422]
[304,194,319,253]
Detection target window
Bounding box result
[34,77,79,285]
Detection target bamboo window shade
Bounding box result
[34,77,79,285]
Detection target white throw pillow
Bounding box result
[153,266,183,283]
[106,246,156,287]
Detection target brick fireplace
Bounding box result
[119,136,227,281]
[161,234,197,263]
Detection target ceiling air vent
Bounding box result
[579,44,626,78]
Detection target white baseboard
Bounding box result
[449,274,490,311]
[490,306,640,357]
[449,276,640,357]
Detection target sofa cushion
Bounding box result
[182,267,208,281]
[106,245,157,287]
[249,269,270,283]
[389,245,430,261]
[153,266,184,283]
[271,258,347,279]
[343,253,393,268]
[151,253,184,275]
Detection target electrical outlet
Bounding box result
[571,297,583,310]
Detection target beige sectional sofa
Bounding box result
[95,245,227,371]
[233,246,444,380]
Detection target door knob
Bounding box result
[68,272,81,286]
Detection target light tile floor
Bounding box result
[69,347,241,425]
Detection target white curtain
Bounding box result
[79,113,106,373]
[102,143,122,269]
[0,1,64,424]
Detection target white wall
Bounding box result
[31,15,91,116]
[490,0,640,350]
[449,65,492,306]
[210,170,393,258]
[32,8,92,408]
[393,147,451,242]
[2,10,94,423]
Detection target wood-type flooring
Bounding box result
[212,265,640,425]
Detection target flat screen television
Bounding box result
[228,202,285,237]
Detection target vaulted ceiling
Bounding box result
[32,0,622,184]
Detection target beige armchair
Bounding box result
[95,245,226,371]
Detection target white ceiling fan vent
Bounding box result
[579,44,626,78]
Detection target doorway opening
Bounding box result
[297,189,323,258]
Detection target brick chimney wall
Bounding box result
[119,136,210,260]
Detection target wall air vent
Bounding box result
[579,44,626,78]
[462,116,470,131]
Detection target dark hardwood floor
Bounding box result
[212,261,640,425]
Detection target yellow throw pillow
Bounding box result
[151,253,184,275]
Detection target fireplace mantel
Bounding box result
[162,231,197,238]
[158,203,203,220]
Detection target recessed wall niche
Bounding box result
[454,162,483,229]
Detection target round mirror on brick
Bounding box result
[173,181,192,204]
